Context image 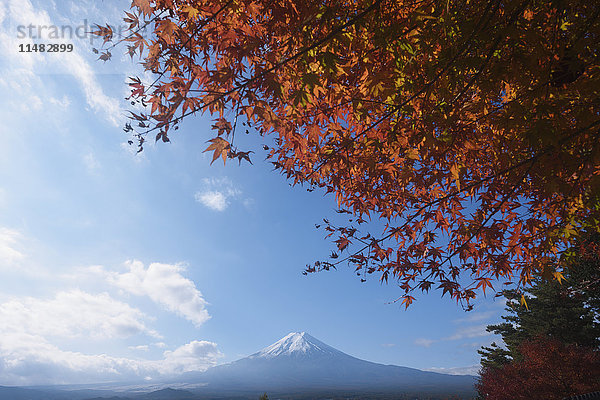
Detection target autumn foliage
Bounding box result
[476,336,600,400]
[95,0,600,306]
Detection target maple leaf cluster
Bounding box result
[94,0,600,306]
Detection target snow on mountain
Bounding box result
[249,331,344,359]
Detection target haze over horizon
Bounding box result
[0,0,505,387]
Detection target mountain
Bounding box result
[180,332,476,398]
[0,333,476,399]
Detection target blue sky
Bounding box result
[0,0,507,386]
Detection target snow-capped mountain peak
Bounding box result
[181,331,476,398]
[250,332,343,359]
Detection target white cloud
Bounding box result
[0,69,40,114]
[0,270,219,385]
[445,324,491,341]
[0,333,152,385]
[196,190,228,211]
[0,335,221,385]
[129,345,149,352]
[415,323,492,348]
[194,177,242,211]
[425,365,480,376]
[63,51,121,126]
[242,197,255,210]
[0,2,6,24]
[0,228,25,267]
[162,340,222,374]
[414,338,435,347]
[0,290,159,339]
[29,94,43,110]
[105,260,210,327]
[0,0,121,125]
[49,95,71,109]
[83,151,101,172]
[454,310,496,324]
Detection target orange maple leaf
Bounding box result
[203,137,231,165]
[132,0,152,17]
[182,5,200,20]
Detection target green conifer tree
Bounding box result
[478,234,600,369]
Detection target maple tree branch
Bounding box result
[229,94,243,148]
[108,0,600,305]
[102,10,168,51]
[296,0,499,129]
[460,77,557,128]
[146,0,235,94]
[169,88,229,94]
[136,0,501,153]
[572,5,600,43]
[436,159,536,272]
[302,0,506,182]
[451,0,532,105]
[318,118,600,271]
[487,153,598,261]
[138,0,384,137]
[451,207,576,295]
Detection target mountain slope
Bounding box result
[183,332,475,396]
